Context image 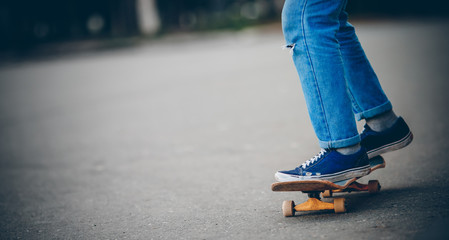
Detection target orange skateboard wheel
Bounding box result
[322,190,333,198]
[333,198,346,213]
[282,200,295,217]
[368,180,380,193]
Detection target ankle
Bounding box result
[336,143,361,155]
[366,110,398,132]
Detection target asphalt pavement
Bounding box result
[1,19,449,239]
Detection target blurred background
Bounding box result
[0,0,448,59]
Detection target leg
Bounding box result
[275,0,370,182]
[336,5,392,121]
[335,6,413,157]
[282,0,358,149]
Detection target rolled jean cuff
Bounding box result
[355,101,392,121]
[318,134,361,149]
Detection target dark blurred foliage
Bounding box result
[0,0,139,52]
[347,0,449,17]
[155,0,281,31]
[0,0,448,53]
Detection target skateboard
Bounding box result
[271,155,385,217]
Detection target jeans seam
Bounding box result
[347,87,362,114]
[300,0,332,142]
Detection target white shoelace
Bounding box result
[301,149,326,169]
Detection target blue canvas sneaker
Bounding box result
[275,148,370,182]
[361,117,413,158]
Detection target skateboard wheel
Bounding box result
[282,200,295,217]
[333,198,346,213]
[322,190,333,198]
[368,180,381,193]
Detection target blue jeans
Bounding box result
[282,0,392,149]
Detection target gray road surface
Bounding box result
[1,19,449,239]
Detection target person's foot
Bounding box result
[274,148,370,182]
[361,117,413,158]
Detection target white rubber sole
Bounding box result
[367,131,413,159]
[274,165,371,183]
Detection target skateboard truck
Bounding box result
[282,192,345,217]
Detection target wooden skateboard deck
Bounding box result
[271,155,385,217]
